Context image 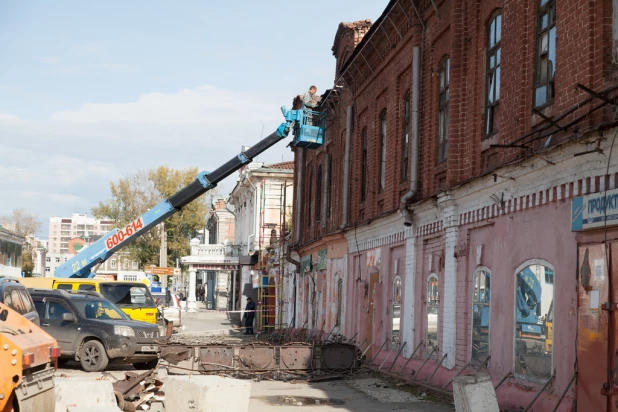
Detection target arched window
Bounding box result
[485,13,502,136]
[437,58,450,163]
[401,93,410,182]
[378,110,387,193]
[514,261,554,379]
[472,268,491,364]
[392,276,402,346]
[427,273,439,356]
[361,127,368,202]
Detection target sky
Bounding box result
[0,1,387,238]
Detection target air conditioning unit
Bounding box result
[247,234,256,255]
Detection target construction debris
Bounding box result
[112,369,164,412]
[158,328,364,380]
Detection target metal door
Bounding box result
[42,298,80,354]
[577,242,618,411]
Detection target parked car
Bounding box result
[29,289,160,372]
[0,276,40,325]
[151,291,182,330]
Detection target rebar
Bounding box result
[425,353,448,384]
[494,373,513,391]
[324,325,337,342]
[551,372,577,412]
[523,375,554,412]
[412,346,437,377]
[379,348,393,370]
[442,361,470,389]
[369,338,390,365]
[398,340,423,373]
[388,342,407,372]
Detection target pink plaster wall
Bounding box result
[406,200,577,411]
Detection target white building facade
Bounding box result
[228,161,296,327]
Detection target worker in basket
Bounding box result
[302,85,321,125]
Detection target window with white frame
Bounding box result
[132,261,138,269]
[111,259,116,269]
[534,0,556,107]
[472,268,491,364]
[514,262,554,379]
[437,58,450,163]
[392,276,402,346]
[427,273,439,356]
[485,13,502,136]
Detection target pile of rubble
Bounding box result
[111,369,165,412]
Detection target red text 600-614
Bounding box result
[105,218,144,249]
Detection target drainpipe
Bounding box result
[399,46,421,227]
[294,149,304,244]
[341,105,353,228]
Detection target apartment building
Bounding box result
[48,213,113,253]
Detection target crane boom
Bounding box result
[56,106,316,278]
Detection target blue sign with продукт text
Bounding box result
[572,188,618,231]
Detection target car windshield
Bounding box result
[99,284,155,308]
[71,299,130,320]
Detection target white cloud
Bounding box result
[0,84,294,235]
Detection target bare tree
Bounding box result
[0,208,41,237]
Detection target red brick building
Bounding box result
[291,0,618,410]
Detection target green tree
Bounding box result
[92,166,212,268]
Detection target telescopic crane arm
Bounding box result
[56,106,309,278]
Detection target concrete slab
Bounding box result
[55,378,121,412]
[452,373,499,412]
[165,375,251,412]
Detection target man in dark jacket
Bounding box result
[243,297,256,335]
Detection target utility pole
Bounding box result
[159,222,168,292]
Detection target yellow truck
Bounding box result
[20,278,162,326]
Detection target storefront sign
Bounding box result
[301,255,312,273]
[571,188,618,231]
[317,249,327,270]
[191,264,239,271]
[366,248,381,267]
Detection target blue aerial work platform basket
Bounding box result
[292,109,326,149]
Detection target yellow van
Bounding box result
[20,277,161,325]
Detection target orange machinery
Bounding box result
[0,302,60,412]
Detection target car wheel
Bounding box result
[132,359,158,370]
[79,340,109,372]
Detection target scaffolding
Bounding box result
[256,180,290,332]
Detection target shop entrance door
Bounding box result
[577,242,618,411]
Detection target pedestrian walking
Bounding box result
[242,297,256,335]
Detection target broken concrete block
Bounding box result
[55,378,121,412]
[165,375,251,412]
[453,373,499,412]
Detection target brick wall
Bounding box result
[293,0,616,248]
